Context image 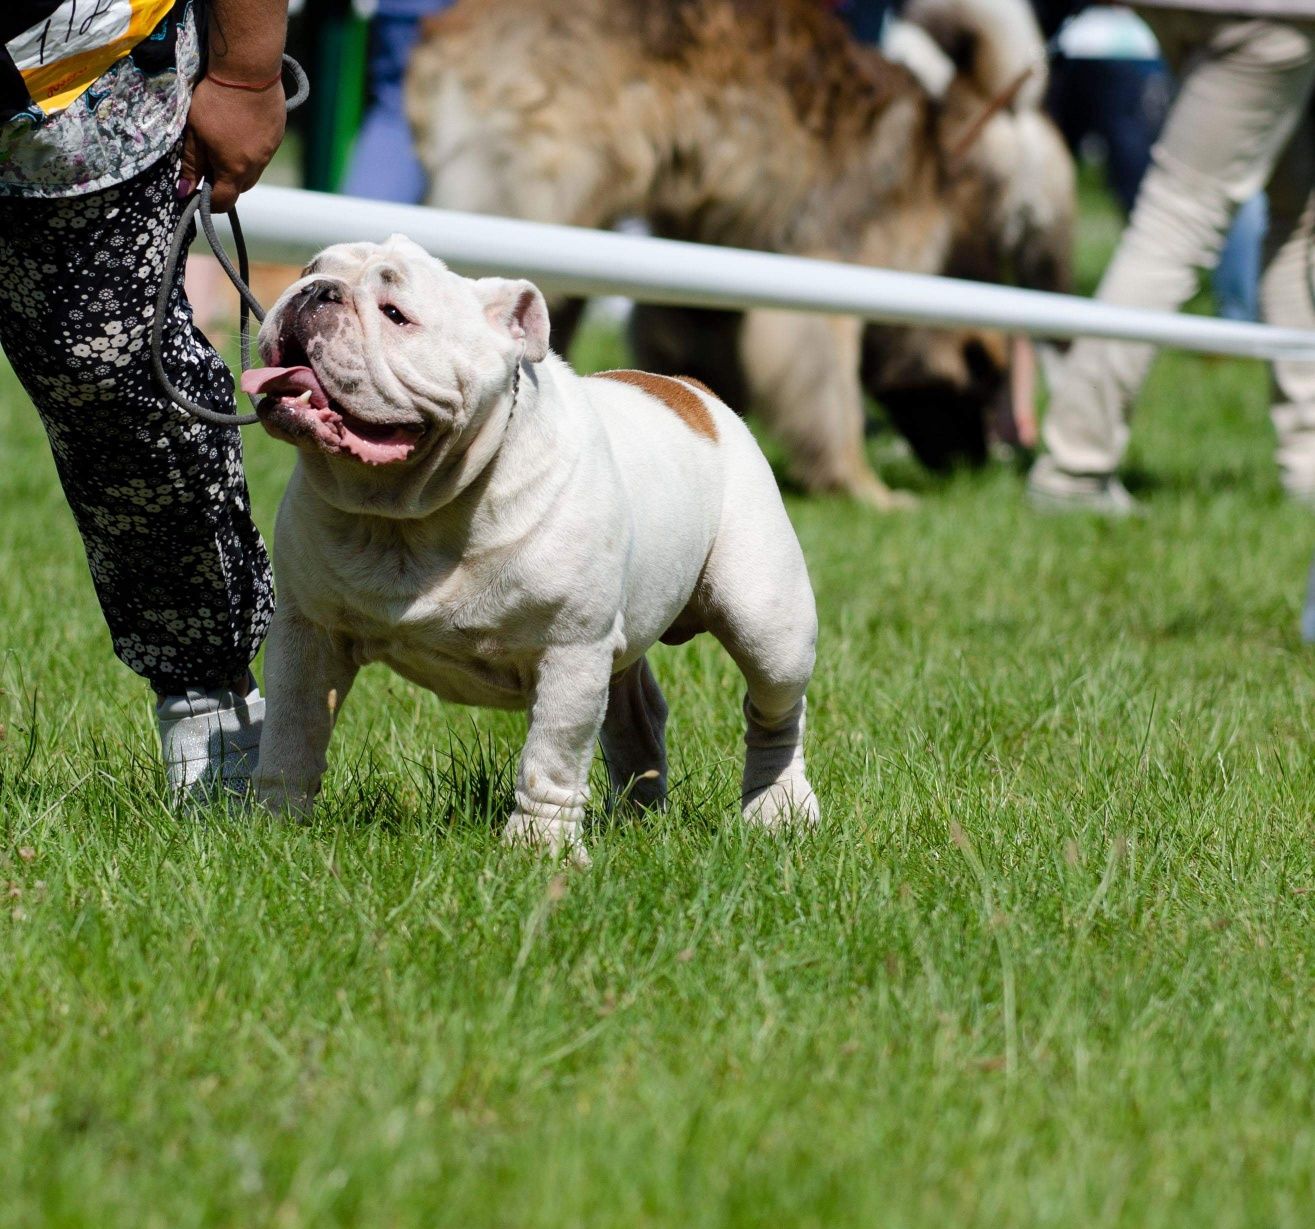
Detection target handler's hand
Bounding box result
[180,77,286,212]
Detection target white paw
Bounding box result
[503,811,592,869]
[741,779,820,832]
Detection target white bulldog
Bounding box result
[241,236,819,861]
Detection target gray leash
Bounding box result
[151,54,309,428]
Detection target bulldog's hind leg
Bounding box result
[599,656,669,813]
[701,443,821,829]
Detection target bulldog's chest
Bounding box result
[369,623,534,710]
[292,542,546,710]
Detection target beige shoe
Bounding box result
[1027,454,1142,517]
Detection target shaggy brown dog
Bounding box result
[407,0,1074,506]
[632,211,1075,474]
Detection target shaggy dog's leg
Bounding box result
[599,656,669,813]
[742,309,913,509]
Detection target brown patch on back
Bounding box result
[676,375,717,399]
[596,370,720,442]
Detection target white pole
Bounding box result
[227,186,1315,363]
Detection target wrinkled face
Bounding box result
[244,236,548,484]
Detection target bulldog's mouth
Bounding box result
[239,361,425,467]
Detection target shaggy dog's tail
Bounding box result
[896,0,1049,110]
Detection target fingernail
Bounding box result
[176,178,193,200]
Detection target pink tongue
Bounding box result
[239,366,319,397]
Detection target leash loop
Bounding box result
[151,54,308,429]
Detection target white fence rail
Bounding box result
[226,186,1315,364]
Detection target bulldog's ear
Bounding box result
[476,278,550,363]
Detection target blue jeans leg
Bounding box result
[1214,193,1268,322]
[341,12,445,204]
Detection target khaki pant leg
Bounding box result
[1043,15,1315,477]
[1261,108,1315,496]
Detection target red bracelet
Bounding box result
[205,67,283,92]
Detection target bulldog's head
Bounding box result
[243,235,549,513]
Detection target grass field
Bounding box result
[5,186,1315,1227]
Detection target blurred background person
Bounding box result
[1216,192,1268,321]
[1045,2,1167,215]
[342,0,456,202]
[1029,0,1315,513]
[1047,3,1268,321]
[830,0,895,41]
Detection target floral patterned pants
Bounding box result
[0,150,274,694]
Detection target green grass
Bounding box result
[5,189,1315,1227]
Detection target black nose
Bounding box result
[300,280,344,306]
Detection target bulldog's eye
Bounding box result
[379,303,411,326]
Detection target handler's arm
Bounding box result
[180,0,291,212]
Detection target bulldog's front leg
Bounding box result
[505,643,614,866]
[254,606,359,818]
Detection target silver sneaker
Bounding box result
[1027,455,1143,517]
[157,674,264,809]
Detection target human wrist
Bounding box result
[205,65,284,92]
[205,8,287,86]
[205,50,285,87]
